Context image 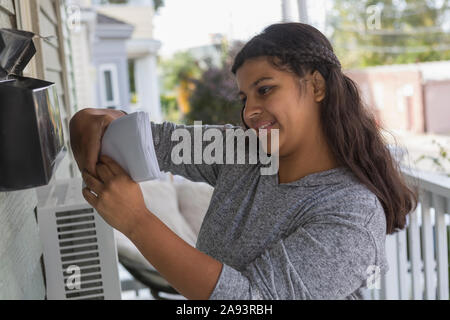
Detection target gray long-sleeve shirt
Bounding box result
[150,121,389,300]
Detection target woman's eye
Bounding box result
[239,86,272,106]
[258,86,272,95]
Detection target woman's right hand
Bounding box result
[69,108,126,176]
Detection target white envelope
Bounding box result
[101,111,163,182]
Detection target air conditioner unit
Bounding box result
[36,177,122,300]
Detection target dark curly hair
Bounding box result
[232,23,417,235]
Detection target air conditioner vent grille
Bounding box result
[57,215,95,225]
[64,273,102,283]
[66,289,104,299]
[56,209,105,300]
[58,230,97,240]
[59,238,97,247]
[60,245,99,255]
[56,208,94,218]
[37,178,121,300]
[62,266,101,277]
[62,259,101,269]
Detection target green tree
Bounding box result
[159,51,202,93]
[185,41,245,125]
[153,0,164,12]
[159,51,202,122]
[328,0,450,68]
[160,94,181,123]
[415,139,450,176]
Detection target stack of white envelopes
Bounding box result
[101,111,163,182]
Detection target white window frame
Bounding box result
[99,63,121,108]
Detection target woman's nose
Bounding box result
[243,99,263,123]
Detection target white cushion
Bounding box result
[115,179,197,270]
[174,180,214,238]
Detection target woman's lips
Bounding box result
[257,121,277,131]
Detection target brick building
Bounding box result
[346,60,450,134]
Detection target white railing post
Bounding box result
[380,167,450,300]
[420,190,436,300]
[433,194,449,300]
[382,234,400,299]
[396,229,409,299]
[407,202,423,299]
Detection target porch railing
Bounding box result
[368,167,450,300]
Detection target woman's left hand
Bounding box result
[81,155,149,238]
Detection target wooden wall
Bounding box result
[0,0,46,300]
[31,0,78,179]
[0,0,77,299]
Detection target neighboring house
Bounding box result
[0,0,77,299]
[93,0,163,122]
[70,0,163,121]
[70,7,134,113]
[93,13,134,111]
[70,0,164,122]
[346,60,450,134]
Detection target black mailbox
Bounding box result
[0,29,65,191]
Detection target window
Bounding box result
[99,64,120,109]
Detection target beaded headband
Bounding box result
[266,43,341,70]
[243,35,342,70]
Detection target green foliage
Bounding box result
[185,71,242,125]
[153,0,164,12]
[128,60,136,95]
[159,51,202,93]
[160,94,182,123]
[415,139,450,176]
[329,0,450,68]
[158,41,246,126]
[158,51,202,123]
[185,41,246,126]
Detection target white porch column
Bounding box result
[297,0,309,24]
[135,54,163,122]
[128,38,163,123]
[281,0,296,22]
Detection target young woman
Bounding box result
[70,23,417,300]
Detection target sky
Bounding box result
[153,0,327,57]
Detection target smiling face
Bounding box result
[236,56,325,158]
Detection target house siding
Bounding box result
[346,69,425,133]
[0,0,77,299]
[423,80,450,134]
[0,0,46,300]
[32,0,77,179]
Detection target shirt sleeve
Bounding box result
[150,121,243,187]
[208,213,382,300]
[151,122,242,187]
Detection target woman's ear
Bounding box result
[311,70,326,103]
